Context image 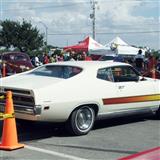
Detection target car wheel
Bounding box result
[67,106,95,136]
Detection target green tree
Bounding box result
[0,19,44,52]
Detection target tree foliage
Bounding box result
[0,19,44,52]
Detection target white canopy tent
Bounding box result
[89,37,110,55]
[105,36,145,56]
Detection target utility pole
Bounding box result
[90,0,98,40]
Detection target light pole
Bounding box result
[39,21,48,53]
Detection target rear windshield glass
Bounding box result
[28,65,82,79]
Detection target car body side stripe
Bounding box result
[103,94,160,105]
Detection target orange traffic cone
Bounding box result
[0,91,24,150]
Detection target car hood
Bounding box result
[1,74,64,90]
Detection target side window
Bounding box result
[97,68,114,82]
[112,66,139,82]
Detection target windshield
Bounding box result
[28,65,82,79]
[14,55,28,61]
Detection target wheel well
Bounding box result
[87,104,99,116]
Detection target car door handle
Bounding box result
[118,86,125,89]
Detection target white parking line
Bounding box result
[25,145,88,160]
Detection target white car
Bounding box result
[0,61,159,135]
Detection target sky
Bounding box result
[1,0,160,50]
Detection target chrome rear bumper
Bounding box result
[0,87,41,117]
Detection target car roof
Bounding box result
[2,52,28,56]
[46,61,130,69]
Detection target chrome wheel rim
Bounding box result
[75,107,93,131]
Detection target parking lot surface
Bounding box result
[0,115,160,160]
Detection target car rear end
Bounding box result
[0,87,41,121]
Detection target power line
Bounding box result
[3,0,158,12]
[48,30,160,36]
[5,0,159,3]
[97,30,160,35]
[2,2,89,12]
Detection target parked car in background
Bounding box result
[1,52,33,75]
[0,61,159,136]
[99,53,125,62]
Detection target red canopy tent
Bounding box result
[63,36,109,60]
[63,37,89,53]
[63,36,105,53]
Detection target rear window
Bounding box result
[28,65,82,79]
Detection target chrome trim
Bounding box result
[0,87,32,96]
[0,104,42,115]
[0,87,37,116]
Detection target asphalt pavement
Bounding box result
[0,115,160,160]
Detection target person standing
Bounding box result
[82,52,92,61]
[43,53,49,64]
[134,49,144,73]
[35,55,41,67]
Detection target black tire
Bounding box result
[67,106,95,136]
[155,107,160,119]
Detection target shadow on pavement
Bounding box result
[0,114,157,142]
[93,114,155,130]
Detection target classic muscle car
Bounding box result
[1,52,33,75]
[0,61,159,135]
